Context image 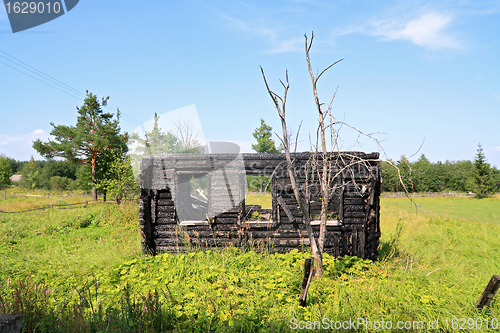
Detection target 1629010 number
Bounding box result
[5,1,62,14]
[443,318,498,330]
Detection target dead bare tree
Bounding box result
[261,32,421,280]
[261,32,383,278]
[174,120,202,151]
[305,34,344,256]
[260,66,326,276]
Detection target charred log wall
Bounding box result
[139,152,381,260]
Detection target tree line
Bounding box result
[250,121,500,197]
[0,156,86,192]
[381,146,500,197]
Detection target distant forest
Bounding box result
[0,157,90,192]
[381,154,500,194]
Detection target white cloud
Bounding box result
[371,12,462,50]
[0,130,51,160]
[494,146,500,152]
[268,37,303,54]
[218,12,251,33]
[218,12,301,54]
[0,138,15,147]
[30,129,46,135]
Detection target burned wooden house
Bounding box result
[140,151,381,260]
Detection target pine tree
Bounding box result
[251,119,280,153]
[473,143,492,198]
[33,91,128,201]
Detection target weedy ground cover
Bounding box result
[0,201,140,286]
[0,193,499,332]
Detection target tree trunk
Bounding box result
[91,156,97,202]
[306,36,333,256]
[283,138,324,277]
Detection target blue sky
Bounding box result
[1,0,499,167]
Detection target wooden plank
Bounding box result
[157,211,176,219]
[241,221,275,229]
[154,238,242,247]
[250,231,304,239]
[155,245,186,253]
[157,199,174,206]
[157,191,172,199]
[156,217,177,224]
[277,196,296,222]
[310,220,341,226]
[179,220,210,226]
[299,257,314,307]
[350,231,357,256]
[278,239,310,246]
[342,217,365,224]
[343,211,366,218]
[153,224,177,235]
[476,275,500,308]
[214,217,240,224]
[157,205,176,213]
[344,204,365,212]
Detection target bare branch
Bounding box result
[273,131,287,148]
[328,86,339,112]
[407,138,426,160]
[294,121,302,154]
[305,32,315,54]
[316,59,343,83]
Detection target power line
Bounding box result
[0,58,82,100]
[0,50,83,96]
[0,49,143,127]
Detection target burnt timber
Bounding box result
[140,152,381,261]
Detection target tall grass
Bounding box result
[0,202,141,292]
[0,193,498,332]
[380,197,500,315]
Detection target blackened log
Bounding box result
[299,257,314,307]
[476,275,500,308]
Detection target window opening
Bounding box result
[177,173,209,224]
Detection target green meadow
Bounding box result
[0,192,499,332]
[382,194,500,225]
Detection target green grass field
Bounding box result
[0,188,93,213]
[0,192,499,332]
[245,192,272,209]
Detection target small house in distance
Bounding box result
[139,152,381,261]
[9,174,22,183]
